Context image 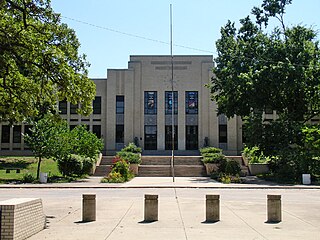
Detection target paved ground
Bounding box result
[0,177,319,240]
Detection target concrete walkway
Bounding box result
[0,177,319,239]
[0,176,319,189]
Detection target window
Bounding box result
[116,125,124,143]
[219,125,227,143]
[69,125,77,130]
[13,125,21,143]
[93,96,101,114]
[186,91,198,114]
[93,125,101,138]
[1,125,10,143]
[144,91,157,115]
[24,125,32,136]
[165,91,178,115]
[59,100,67,114]
[116,96,124,114]
[144,126,157,150]
[70,103,78,114]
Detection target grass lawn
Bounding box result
[0,156,62,183]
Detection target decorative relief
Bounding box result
[186,115,198,125]
[116,114,124,124]
[144,115,157,125]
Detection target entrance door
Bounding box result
[144,126,157,150]
[165,125,178,150]
[186,126,198,150]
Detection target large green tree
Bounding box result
[207,0,320,180]
[0,0,96,123]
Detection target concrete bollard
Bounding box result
[206,194,220,222]
[267,194,281,223]
[144,194,158,222]
[82,194,96,222]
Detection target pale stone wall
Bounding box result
[0,198,46,240]
[0,55,250,155]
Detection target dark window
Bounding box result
[70,125,77,130]
[165,91,178,115]
[1,125,10,143]
[144,126,157,150]
[144,91,157,115]
[70,103,78,114]
[219,125,227,143]
[93,96,101,114]
[116,125,124,143]
[24,125,32,136]
[116,96,124,114]
[185,91,198,114]
[13,125,21,143]
[93,125,101,138]
[186,126,198,150]
[59,100,67,114]
[165,125,178,150]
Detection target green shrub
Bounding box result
[101,172,125,183]
[82,157,95,175]
[116,151,141,164]
[202,153,226,164]
[223,160,241,175]
[200,147,222,155]
[122,142,142,154]
[22,173,36,183]
[109,157,133,182]
[242,146,269,164]
[57,154,83,177]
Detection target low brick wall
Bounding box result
[0,198,46,240]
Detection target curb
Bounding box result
[0,185,319,189]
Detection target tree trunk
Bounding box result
[37,156,42,179]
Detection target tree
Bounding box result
[23,113,68,179]
[0,0,96,123]
[207,0,320,180]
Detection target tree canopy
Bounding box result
[207,0,320,180]
[0,0,96,123]
[209,0,320,122]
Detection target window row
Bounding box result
[1,125,102,144]
[59,97,102,115]
[144,91,198,115]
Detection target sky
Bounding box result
[51,0,320,78]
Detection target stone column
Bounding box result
[144,194,158,222]
[82,194,96,222]
[206,194,220,222]
[267,194,281,223]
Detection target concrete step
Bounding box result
[93,165,111,176]
[138,165,171,177]
[174,165,206,177]
[100,156,114,165]
[141,156,203,166]
[138,165,206,177]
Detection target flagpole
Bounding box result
[170,4,175,183]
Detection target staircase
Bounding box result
[138,156,206,177]
[93,155,249,177]
[93,156,113,176]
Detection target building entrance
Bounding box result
[165,125,178,150]
[186,125,198,150]
[144,126,157,150]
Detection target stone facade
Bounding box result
[0,55,247,155]
[0,198,46,240]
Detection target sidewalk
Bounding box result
[0,176,319,189]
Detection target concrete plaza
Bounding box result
[0,177,319,240]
